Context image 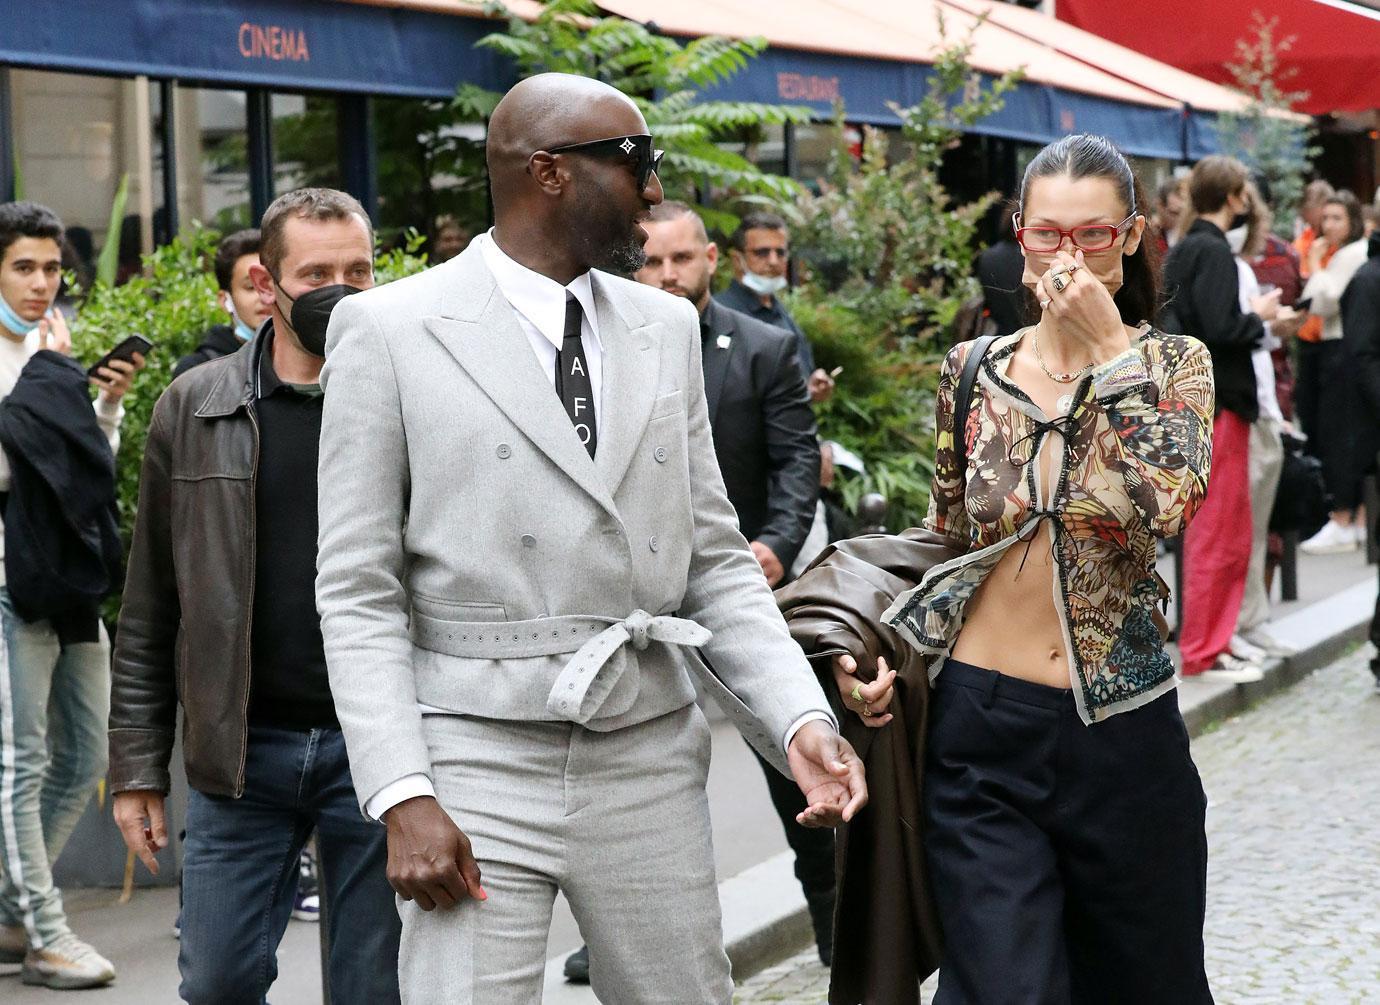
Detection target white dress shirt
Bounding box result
[365,233,829,820]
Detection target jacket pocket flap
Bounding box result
[409,595,507,622]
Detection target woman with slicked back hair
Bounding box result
[779,134,1216,1003]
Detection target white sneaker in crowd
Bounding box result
[1242,628,1298,658]
[1228,634,1269,663]
[21,932,116,989]
[1200,651,1265,684]
[1300,519,1362,555]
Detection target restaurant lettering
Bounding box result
[777,73,840,102]
[238,22,311,62]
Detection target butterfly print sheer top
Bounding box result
[883,327,1214,724]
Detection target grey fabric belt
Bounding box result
[410,609,712,724]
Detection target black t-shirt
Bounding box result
[247,333,337,730]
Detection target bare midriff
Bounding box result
[951,520,1071,689]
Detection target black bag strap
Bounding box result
[954,334,997,466]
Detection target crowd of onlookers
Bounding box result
[3,143,1380,995]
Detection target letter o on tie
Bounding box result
[575,424,591,445]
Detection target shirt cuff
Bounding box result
[93,393,124,424]
[783,710,837,754]
[1090,346,1153,402]
[364,772,435,822]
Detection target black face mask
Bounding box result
[275,283,365,357]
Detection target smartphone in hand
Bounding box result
[87,335,153,378]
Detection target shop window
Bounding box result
[176,85,251,232]
[10,69,125,271]
[271,93,341,194]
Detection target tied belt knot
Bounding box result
[409,607,712,724]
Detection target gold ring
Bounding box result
[1051,274,1067,293]
[862,702,875,717]
[850,684,864,703]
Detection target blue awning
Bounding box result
[700,46,1203,162]
[0,0,513,98]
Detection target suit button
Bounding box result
[649,536,659,552]
[496,443,512,459]
[521,534,536,548]
[654,446,668,463]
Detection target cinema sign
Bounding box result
[238,22,311,62]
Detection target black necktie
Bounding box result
[556,292,597,457]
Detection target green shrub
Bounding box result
[786,21,1020,528]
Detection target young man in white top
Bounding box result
[0,200,143,988]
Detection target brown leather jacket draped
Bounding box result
[776,528,964,1004]
[108,336,266,799]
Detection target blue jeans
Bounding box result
[178,726,400,1004]
[0,588,110,948]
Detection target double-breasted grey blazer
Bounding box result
[315,243,834,809]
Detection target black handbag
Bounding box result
[1269,431,1330,537]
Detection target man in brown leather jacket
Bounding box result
[106,188,400,1004]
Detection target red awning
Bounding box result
[1056,0,1380,115]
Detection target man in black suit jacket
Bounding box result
[641,202,820,583]
[639,201,833,956]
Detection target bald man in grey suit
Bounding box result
[315,74,867,1002]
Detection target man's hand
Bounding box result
[807,368,835,403]
[37,309,72,355]
[787,720,867,828]
[384,795,486,911]
[750,541,784,586]
[113,790,168,875]
[92,353,147,405]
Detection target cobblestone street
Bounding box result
[735,650,1380,1003]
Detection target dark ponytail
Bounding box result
[1019,134,1160,327]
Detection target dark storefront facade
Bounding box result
[0,0,514,258]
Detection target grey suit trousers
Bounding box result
[398,705,732,1003]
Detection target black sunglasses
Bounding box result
[542,134,665,191]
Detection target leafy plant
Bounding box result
[95,174,130,288]
[463,0,811,234]
[1214,13,1317,223]
[786,18,1021,527]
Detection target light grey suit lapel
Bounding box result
[590,272,660,495]
[423,247,617,517]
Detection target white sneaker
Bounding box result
[1229,634,1269,662]
[1242,628,1297,658]
[21,933,116,989]
[1300,520,1361,555]
[1200,652,1265,684]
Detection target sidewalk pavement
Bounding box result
[2,548,1373,1003]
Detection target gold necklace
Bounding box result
[1033,330,1093,384]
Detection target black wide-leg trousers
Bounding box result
[923,660,1214,1005]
